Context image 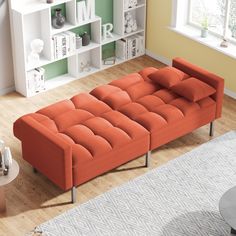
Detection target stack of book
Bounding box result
[27,67,45,95]
[52,31,77,60]
[116,35,144,60]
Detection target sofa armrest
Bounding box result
[14,116,73,191]
[173,57,224,119]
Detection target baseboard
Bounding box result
[145,50,236,100]
[224,88,236,99]
[0,86,15,96]
[145,49,172,65]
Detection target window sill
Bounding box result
[169,25,236,60]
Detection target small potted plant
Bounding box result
[230,25,236,39]
[201,16,209,38]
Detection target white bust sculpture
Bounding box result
[28,39,44,64]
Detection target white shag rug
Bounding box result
[33,131,236,236]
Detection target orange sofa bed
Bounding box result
[14,58,224,203]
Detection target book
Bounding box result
[122,35,145,60]
[27,67,45,95]
[51,37,55,60]
[116,39,126,60]
[127,37,136,59]
[52,35,58,60]
[137,35,145,56]
[131,36,138,58]
[53,31,77,59]
[65,31,76,54]
[62,33,70,56]
[61,34,67,57]
[55,34,63,59]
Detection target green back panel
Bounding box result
[95,0,113,24]
[70,24,91,36]
[43,59,68,80]
[102,42,115,60]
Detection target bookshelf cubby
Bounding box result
[9,0,146,97]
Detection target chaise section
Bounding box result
[14,93,150,193]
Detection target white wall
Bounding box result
[0,0,14,95]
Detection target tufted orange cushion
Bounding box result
[90,85,122,100]
[148,66,189,88]
[109,73,144,90]
[37,100,75,119]
[170,98,200,116]
[126,81,159,101]
[153,89,179,103]
[139,67,159,81]
[36,96,149,161]
[171,78,216,102]
[103,91,132,110]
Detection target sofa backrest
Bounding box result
[172,58,224,119]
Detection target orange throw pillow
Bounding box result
[148,66,189,88]
[171,78,216,102]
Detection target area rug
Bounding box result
[33,131,236,236]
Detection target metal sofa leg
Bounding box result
[33,167,38,173]
[209,121,214,137]
[71,186,77,204]
[145,151,151,168]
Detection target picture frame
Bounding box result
[103,56,116,65]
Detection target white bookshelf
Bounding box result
[9,0,146,97]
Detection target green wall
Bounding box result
[46,0,114,80]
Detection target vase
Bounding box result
[201,28,208,38]
[76,35,82,49]
[52,8,65,29]
[81,32,90,46]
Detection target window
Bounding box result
[171,0,236,60]
[189,0,236,41]
[229,0,236,39]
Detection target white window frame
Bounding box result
[171,0,236,60]
[187,0,235,43]
[187,0,223,38]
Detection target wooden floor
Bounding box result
[0,55,235,235]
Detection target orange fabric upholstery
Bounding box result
[148,66,190,88]
[13,58,224,192]
[172,57,224,118]
[14,93,149,190]
[171,77,216,102]
[138,67,159,81]
[91,80,217,150]
[14,115,73,190]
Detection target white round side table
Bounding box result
[0,159,19,212]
